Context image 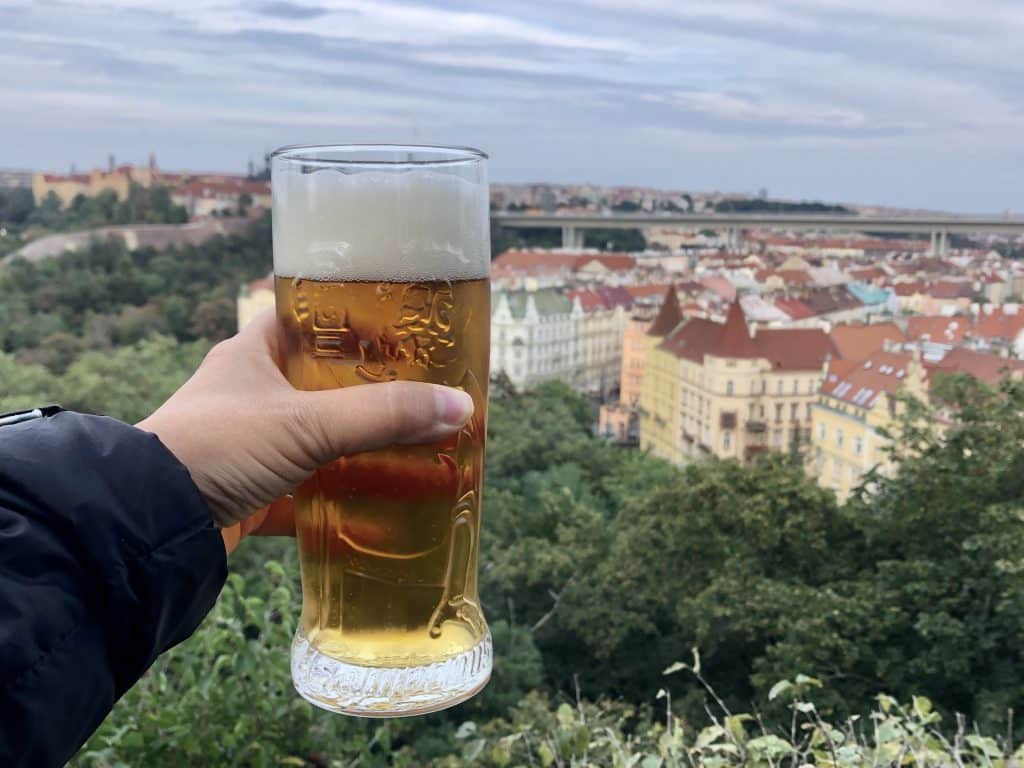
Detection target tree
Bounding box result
[190,297,237,341]
[582,228,645,251]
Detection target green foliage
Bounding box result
[8,184,188,235]
[0,214,269,369]
[714,198,853,214]
[1,211,1022,762]
[0,336,209,423]
[583,228,646,251]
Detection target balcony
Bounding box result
[745,420,767,433]
[720,411,737,430]
[745,445,769,462]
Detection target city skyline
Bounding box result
[2,0,1023,213]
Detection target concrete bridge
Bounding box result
[491,212,1024,255]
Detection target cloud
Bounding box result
[0,0,1022,211]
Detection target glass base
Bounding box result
[290,629,492,717]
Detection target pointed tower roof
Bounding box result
[715,300,759,358]
[647,284,682,337]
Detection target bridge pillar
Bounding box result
[561,225,584,249]
[938,230,948,256]
[930,230,937,255]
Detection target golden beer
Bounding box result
[271,144,492,716]
[277,276,489,662]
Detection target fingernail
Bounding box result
[435,386,474,427]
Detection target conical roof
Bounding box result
[647,284,682,337]
[716,300,758,358]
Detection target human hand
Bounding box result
[137,310,474,555]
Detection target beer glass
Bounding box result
[271,145,491,716]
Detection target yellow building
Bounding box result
[637,286,684,462]
[811,350,927,501]
[237,273,275,329]
[640,295,833,465]
[33,161,160,206]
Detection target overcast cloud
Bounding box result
[1,0,1022,211]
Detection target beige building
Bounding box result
[569,287,633,398]
[811,351,927,501]
[33,160,162,206]
[237,274,275,329]
[640,300,834,465]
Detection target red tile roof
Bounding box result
[574,254,636,271]
[829,322,906,360]
[927,281,974,300]
[928,348,1024,384]
[648,284,683,336]
[971,310,1024,342]
[906,316,968,344]
[174,179,270,197]
[660,300,831,371]
[492,250,580,270]
[757,328,835,370]
[625,283,673,299]
[821,350,915,408]
[756,269,813,286]
[774,297,815,320]
[700,276,736,301]
[892,281,926,297]
[717,301,759,359]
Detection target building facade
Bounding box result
[811,351,926,501]
[491,289,582,390]
[237,274,275,330]
[640,300,833,465]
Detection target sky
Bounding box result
[1,0,1023,213]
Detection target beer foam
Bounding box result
[273,167,490,281]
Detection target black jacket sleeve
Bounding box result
[0,412,227,767]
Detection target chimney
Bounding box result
[108,154,115,173]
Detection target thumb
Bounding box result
[290,381,475,464]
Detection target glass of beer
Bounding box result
[270,144,491,716]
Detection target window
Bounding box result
[775,403,783,422]
[806,402,812,420]
[777,380,783,394]
[759,405,765,418]
[726,380,734,396]
[761,380,766,394]
[832,459,841,485]
[854,436,864,456]
[792,379,798,394]
[790,403,798,421]
[723,431,732,451]
[818,422,826,442]
[836,429,845,449]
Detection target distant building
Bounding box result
[491,289,582,390]
[490,249,637,291]
[237,273,275,329]
[568,286,633,398]
[171,178,271,217]
[828,322,906,361]
[33,158,161,205]
[0,169,33,189]
[639,298,833,465]
[811,350,928,501]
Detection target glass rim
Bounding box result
[269,143,488,167]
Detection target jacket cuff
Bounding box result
[0,411,227,694]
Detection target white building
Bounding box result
[491,289,582,390]
[569,287,634,398]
